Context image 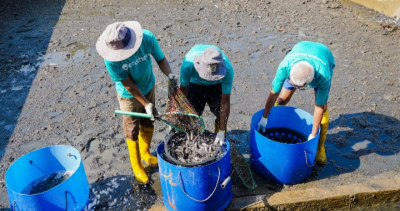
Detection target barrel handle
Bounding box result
[221,169,234,189]
[65,191,77,211]
[304,149,317,167]
[178,166,220,202]
[12,200,20,211]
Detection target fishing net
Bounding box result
[160,79,205,135]
[229,140,256,191]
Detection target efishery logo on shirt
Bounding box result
[121,54,151,70]
[288,53,326,65]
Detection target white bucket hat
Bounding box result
[194,48,227,81]
[96,21,143,62]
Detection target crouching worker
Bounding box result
[96,21,177,183]
[257,41,335,165]
[180,45,234,145]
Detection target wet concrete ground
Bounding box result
[0,0,400,210]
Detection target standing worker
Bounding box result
[180,45,234,145]
[257,41,335,165]
[96,21,178,184]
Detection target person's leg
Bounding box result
[317,105,329,165]
[187,83,207,116]
[118,95,148,184]
[138,87,158,166]
[276,79,296,105]
[314,87,330,165]
[205,83,224,134]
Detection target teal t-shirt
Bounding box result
[104,29,165,98]
[180,45,234,94]
[272,41,335,105]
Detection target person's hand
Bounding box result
[308,134,316,140]
[257,116,268,132]
[145,103,158,121]
[168,73,179,83]
[214,130,225,145]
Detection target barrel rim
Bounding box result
[157,140,230,169]
[250,107,320,146]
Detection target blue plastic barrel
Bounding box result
[5,145,90,211]
[250,107,320,184]
[157,141,232,211]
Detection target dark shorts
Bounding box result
[283,79,331,92]
[187,82,222,120]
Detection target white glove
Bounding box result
[168,73,179,83]
[214,130,225,146]
[308,134,316,140]
[257,116,268,133]
[145,103,158,121]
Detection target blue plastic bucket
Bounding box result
[5,145,90,211]
[250,107,320,184]
[157,141,232,211]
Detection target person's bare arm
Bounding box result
[262,90,280,118]
[156,57,172,77]
[180,86,189,97]
[311,104,325,136]
[121,77,149,107]
[219,94,231,131]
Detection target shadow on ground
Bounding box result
[315,112,400,179]
[0,0,66,162]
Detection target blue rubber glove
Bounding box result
[214,130,225,145]
[257,116,268,132]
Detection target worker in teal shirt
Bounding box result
[180,45,234,145]
[257,41,335,165]
[96,21,177,184]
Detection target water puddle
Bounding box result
[36,49,88,68]
[21,170,72,195]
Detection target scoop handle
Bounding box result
[115,110,151,118]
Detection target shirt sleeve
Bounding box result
[180,62,192,87]
[147,31,165,62]
[105,60,128,82]
[271,60,290,93]
[221,66,234,94]
[315,79,330,105]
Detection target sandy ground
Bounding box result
[0,0,400,210]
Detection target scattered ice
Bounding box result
[11,86,24,91]
[17,64,36,75]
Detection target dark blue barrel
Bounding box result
[157,141,232,211]
[5,145,90,210]
[250,107,320,184]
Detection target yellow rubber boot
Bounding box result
[139,126,158,166]
[126,138,149,184]
[316,109,329,165]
